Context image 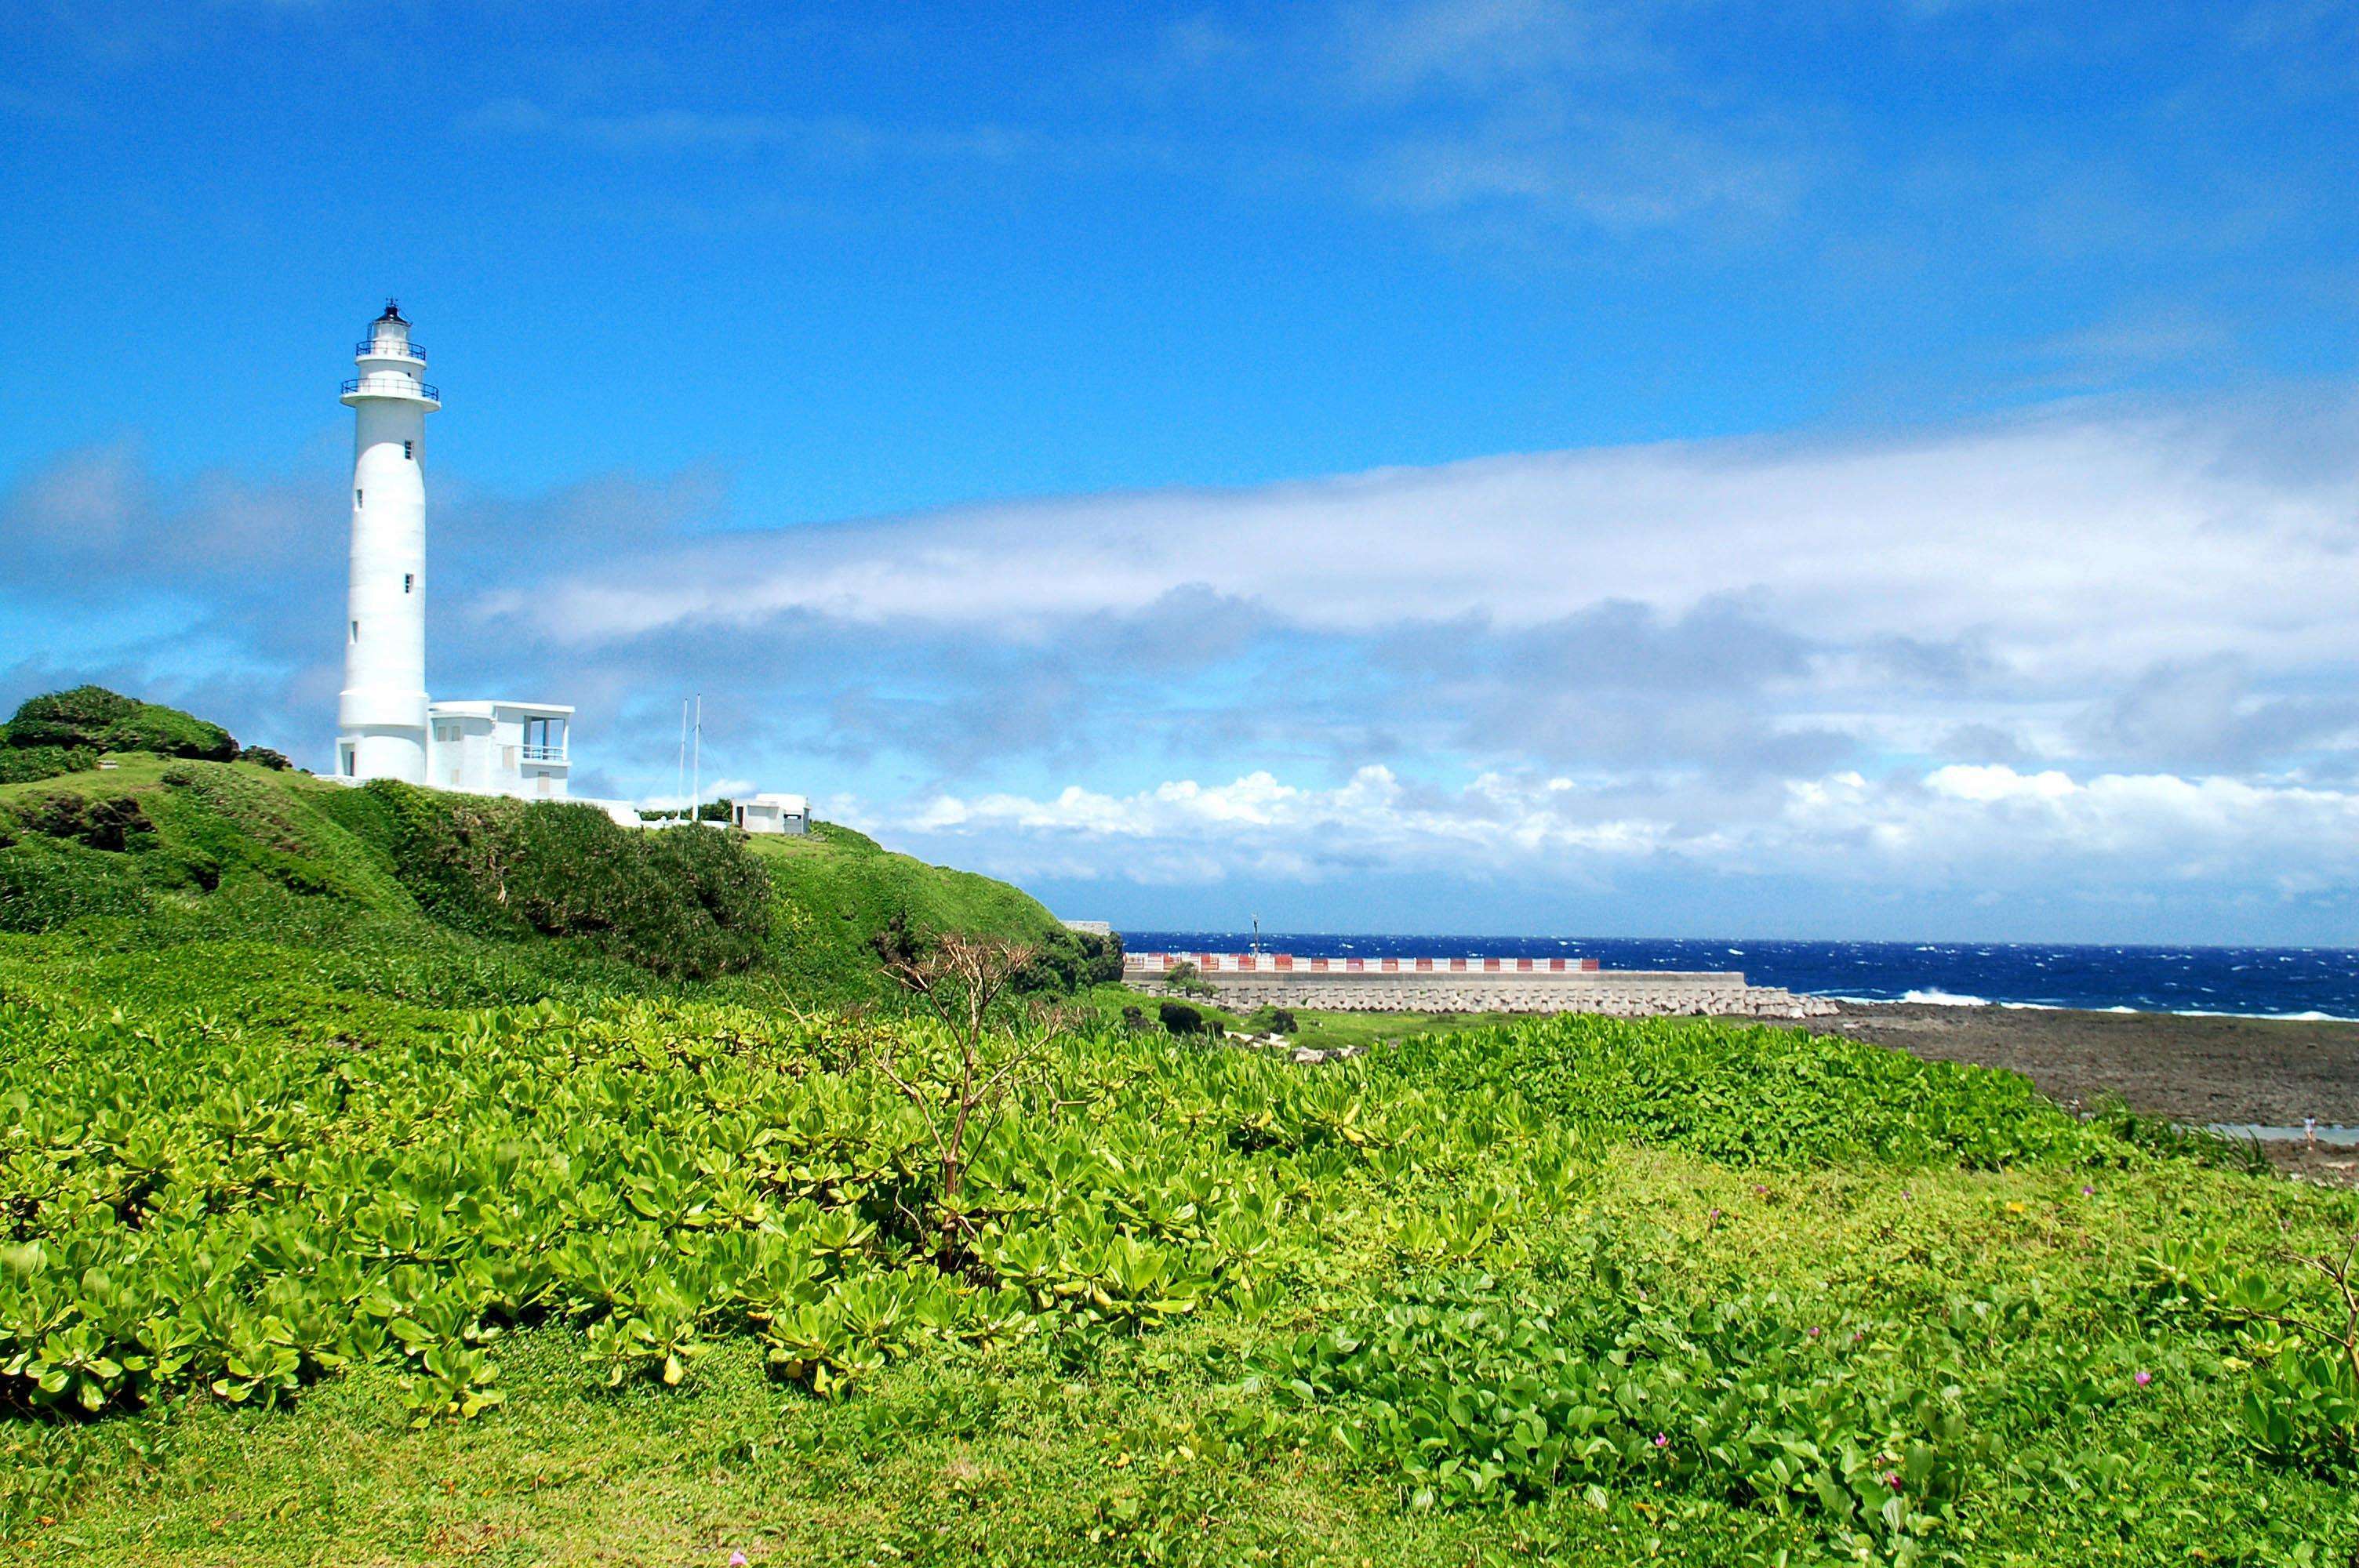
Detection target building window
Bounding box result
[403,440,414,460]
[355,489,362,507]
[404,573,414,593]
[349,620,358,643]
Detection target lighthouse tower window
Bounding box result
[404,441,414,459]
[404,574,414,593]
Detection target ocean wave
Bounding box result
[2173,1007,2359,1023]
[1899,989,1991,1007]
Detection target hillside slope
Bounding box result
[0,715,1089,1004]
[748,820,1081,996]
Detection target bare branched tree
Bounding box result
[871,932,1076,1263]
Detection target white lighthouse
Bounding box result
[329,302,582,801]
[335,302,438,783]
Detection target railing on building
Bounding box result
[342,376,441,401]
[521,745,568,764]
[356,337,426,360]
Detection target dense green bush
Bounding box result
[2,686,137,750]
[2,687,238,764]
[0,747,95,786]
[96,703,238,761]
[0,989,1332,1421]
[8,793,155,854]
[1018,927,1127,993]
[1268,1255,1986,1546]
[359,785,772,978]
[1159,1000,1204,1036]
[1379,1012,2111,1170]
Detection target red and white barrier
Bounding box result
[1125,953,1601,975]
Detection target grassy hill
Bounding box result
[747,820,1085,998]
[0,693,1096,1007]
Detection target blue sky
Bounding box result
[4,0,2356,942]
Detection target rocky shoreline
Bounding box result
[1801,1000,2359,1184]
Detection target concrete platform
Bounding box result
[1126,958,1834,1019]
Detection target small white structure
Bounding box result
[427,700,572,800]
[732,793,809,835]
[331,302,579,801]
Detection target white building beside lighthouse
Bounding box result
[334,302,575,800]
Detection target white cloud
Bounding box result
[498,405,2356,678]
[881,759,2359,896]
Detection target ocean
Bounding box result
[1121,933,2359,1021]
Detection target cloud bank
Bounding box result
[5,395,2354,937]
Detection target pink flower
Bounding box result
[1883,1471,1901,1490]
[730,1555,748,1566]
[1808,1326,1822,1338]
[2081,1185,2094,1196]
[1652,1432,1670,1448]
[2134,1370,2152,1387]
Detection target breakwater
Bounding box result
[1125,953,1834,1019]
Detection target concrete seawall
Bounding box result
[1128,959,1834,1020]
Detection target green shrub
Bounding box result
[1159,1000,1204,1036]
[0,746,95,785]
[3,687,238,762]
[96,702,238,761]
[1266,1254,1986,1553]
[10,793,156,853]
[365,786,772,979]
[3,685,137,749]
[238,745,293,771]
[1018,927,1127,994]
[1379,1013,2107,1171]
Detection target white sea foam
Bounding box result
[1900,989,1991,1007]
[2173,1007,2357,1023]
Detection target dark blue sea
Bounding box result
[1122,934,2358,1021]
